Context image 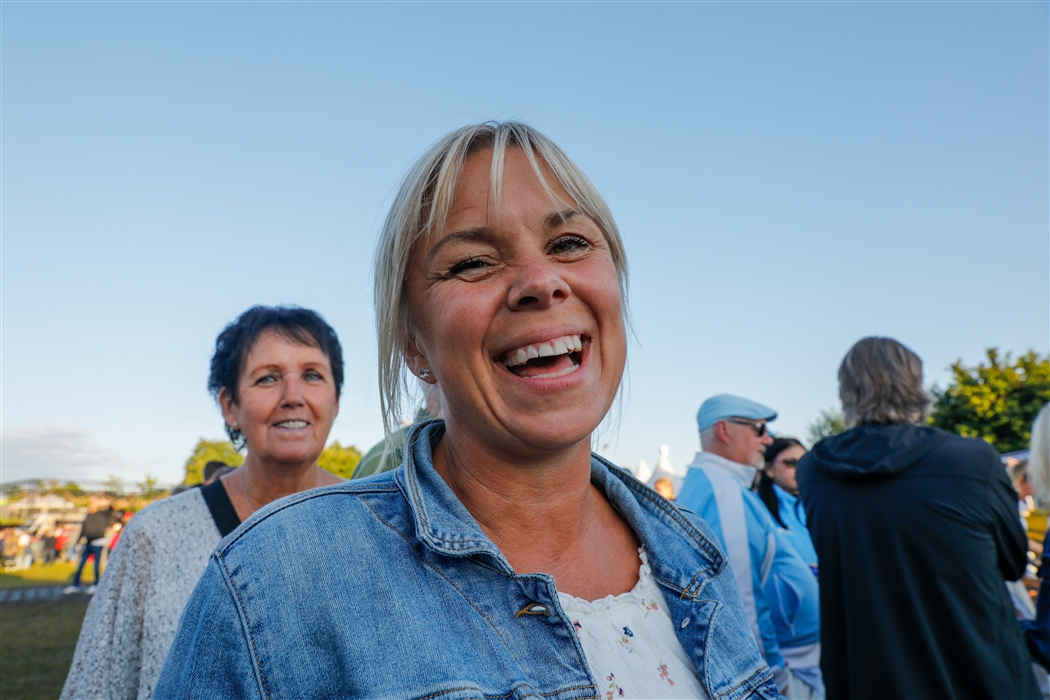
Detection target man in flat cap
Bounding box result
[677,395,823,699]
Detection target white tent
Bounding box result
[647,445,683,497]
[635,459,653,483]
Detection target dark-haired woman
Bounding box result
[754,437,824,698]
[757,438,818,574]
[62,306,344,700]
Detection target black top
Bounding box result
[199,479,242,538]
[80,511,111,541]
[798,424,1038,700]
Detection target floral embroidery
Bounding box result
[642,599,660,618]
[604,672,626,699]
[657,661,675,686]
[623,626,634,637]
[572,620,582,633]
[616,631,635,652]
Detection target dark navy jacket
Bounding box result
[798,424,1038,700]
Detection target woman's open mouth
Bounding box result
[499,334,584,379]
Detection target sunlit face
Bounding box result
[219,331,339,467]
[765,444,806,495]
[404,147,626,459]
[653,478,676,500]
[721,418,775,469]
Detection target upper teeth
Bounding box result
[502,335,582,367]
[277,421,307,429]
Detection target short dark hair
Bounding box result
[202,461,228,483]
[757,437,805,528]
[208,306,344,447]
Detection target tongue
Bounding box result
[511,354,577,379]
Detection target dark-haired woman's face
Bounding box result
[765,444,806,495]
[219,331,339,468]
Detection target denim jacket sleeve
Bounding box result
[155,557,265,699]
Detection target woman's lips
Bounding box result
[498,334,585,380]
[274,420,309,429]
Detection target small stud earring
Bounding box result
[418,368,432,380]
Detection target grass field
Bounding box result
[0,598,89,699]
[0,562,80,590]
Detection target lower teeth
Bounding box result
[527,362,580,379]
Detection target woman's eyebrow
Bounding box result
[544,209,582,229]
[426,227,492,263]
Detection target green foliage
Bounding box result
[137,475,162,499]
[930,349,1050,454]
[183,439,244,485]
[62,482,84,497]
[318,441,363,479]
[104,475,125,498]
[806,408,847,447]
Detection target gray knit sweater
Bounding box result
[61,489,221,700]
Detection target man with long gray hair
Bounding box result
[797,337,1038,700]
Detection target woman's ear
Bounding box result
[403,338,435,384]
[218,387,238,428]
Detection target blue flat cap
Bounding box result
[696,394,777,432]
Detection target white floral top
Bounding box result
[558,549,710,700]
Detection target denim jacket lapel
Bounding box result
[397,421,514,572]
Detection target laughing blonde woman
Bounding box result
[155,122,779,699]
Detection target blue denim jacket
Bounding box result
[156,422,779,699]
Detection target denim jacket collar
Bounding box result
[397,420,727,599]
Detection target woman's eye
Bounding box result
[447,257,491,277]
[549,235,590,256]
[304,370,324,382]
[256,374,278,385]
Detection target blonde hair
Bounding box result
[373,121,629,438]
[1028,403,1050,502]
[838,337,931,428]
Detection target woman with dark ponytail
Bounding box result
[757,438,818,575]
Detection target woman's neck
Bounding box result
[222,453,341,522]
[431,427,640,598]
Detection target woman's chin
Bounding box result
[503,412,605,454]
[255,446,322,467]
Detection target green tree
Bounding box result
[62,481,84,497]
[806,408,847,447]
[183,439,244,485]
[930,349,1050,453]
[137,475,162,499]
[104,475,125,498]
[318,441,363,479]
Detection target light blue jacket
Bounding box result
[156,422,780,700]
[678,452,786,670]
[771,483,818,574]
[677,453,820,669]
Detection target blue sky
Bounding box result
[3,2,1047,486]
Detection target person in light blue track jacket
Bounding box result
[677,394,823,699]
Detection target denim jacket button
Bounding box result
[680,617,691,629]
[516,603,551,618]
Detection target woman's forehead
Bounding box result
[439,150,580,235]
[243,329,327,365]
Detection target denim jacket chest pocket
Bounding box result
[230,496,600,700]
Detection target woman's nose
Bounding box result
[280,375,306,406]
[507,258,570,311]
